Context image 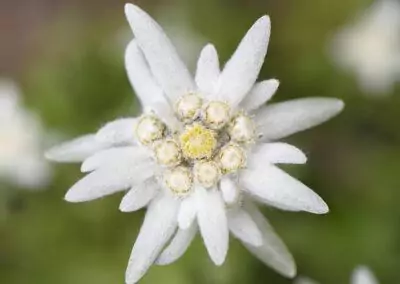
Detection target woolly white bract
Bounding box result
[0,79,50,189]
[295,266,379,284]
[46,4,344,283]
[331,0,400,95]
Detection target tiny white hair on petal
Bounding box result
[178,195,197,230]
[227,207,263,247]
[249,143,307,165]
[96,118,138,145]
[125,194,179,284]
[196,186,229,266]
[255,97,344,141]
[81,146,150,173]
[241,164,329,214]
[216,15,271,107]
[156,223,197,266]
[125,4,195,103]
[45,134,109,163]
[351,266,379,284]
[119,179,159,212]
[195,44,220,97]
[65,162,155,203]
[125,40,169,108]
[243,201,296,278]
[240,79,279,111]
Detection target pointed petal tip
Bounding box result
[270,78,280,87]
[119,197,134,213]
[287,264,297,278]
[278,254,297,278]
[44,149,56,161]
[205,43,218,53]
[119,202,129,212]
[80,165,90,173]
[64,191,81,203]
[124,3,136,15]
[327,98,345,114]
[335,99,345,112]
[256,15,271,29]
[311,201,329,214]
[212,255,227,266]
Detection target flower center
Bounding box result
[179,123,217,160]
[194,161,221,188]
[219,144,246,173]
[203,101,231,129]
[164,166,193,196]
[154,139,181,167]
[228,114,255,143]
[136,115,165,145]
[175,93,202,122]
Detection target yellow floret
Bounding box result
[179,123,217,160]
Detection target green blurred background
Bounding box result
[1,0,400,283]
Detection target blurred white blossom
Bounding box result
[295,266,379,284]
[331,0,400,95]
[0,79,51,189]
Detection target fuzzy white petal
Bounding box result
[125,4,195,103]
[81,146,150,173]
[119,179,158,212]
[249,143,307,165]
[45,134,109,163]
[216,16,271,106]
[244,202,296,278]
[156,223,197,266]
[65,162,155,203]
[196,187,229,266]
[178,195,197,230]
[250,193,300,212]
[125,195,179,284]
[227,207,263,247]
[125,40,168,108]
[151,101,182,132]
[351,266,378,284]
[220,177,240,204]
[195,44,220,96]
[241,164,329,214]
[256,98,344,141]
[96,118,138,145]
[240,79,279,111]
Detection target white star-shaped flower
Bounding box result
[331,0,400,95]
[46,4,344,283]
[295,266,379,284]
[0,79,51,189]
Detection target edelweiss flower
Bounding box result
[0,79,51,189]
[331,0,400,95]
[46,4,344,283]
[295,266,379,284]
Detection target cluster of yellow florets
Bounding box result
[135,93,256,196]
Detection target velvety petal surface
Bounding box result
[125,195,179,284]
[255,98,344,141]
[45,134,109,163]
[216,16,271,106]
[244,202,296,278]
[125,4,195,103]
[241,164,329,214]
[196,187,229,266]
